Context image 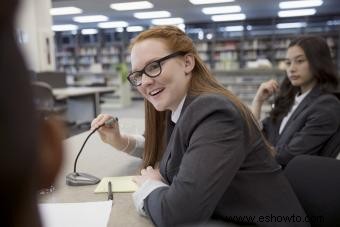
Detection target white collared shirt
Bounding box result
[171,95,187,123]
[279,88,312,134]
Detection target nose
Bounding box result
[140,73,154,87]
[288,62,296,73]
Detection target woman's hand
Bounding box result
[251,79,279,120]
[253,79,279,104]
[91,114,122,147]
[133,166,163,187]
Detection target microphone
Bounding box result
[66,117,118,186]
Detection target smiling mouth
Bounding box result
[149,88,164,96]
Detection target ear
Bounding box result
[183,53,195,75]
[38,116,64,189]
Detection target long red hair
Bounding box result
[130,25,273,168]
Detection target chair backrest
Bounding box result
[36,71,67,88]
[32,81,55,112]
[319,127,340,158]
[284,155,340,227]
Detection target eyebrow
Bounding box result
[284,54,306,61]
[132,56,164,72]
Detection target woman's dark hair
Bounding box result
[0,0,42,226]
[270,36,339,122]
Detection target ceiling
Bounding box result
[51,0,340,29]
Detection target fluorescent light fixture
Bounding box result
[151,17,184,25]
[127,26,144,32]
[189,0,234,5]
[279,0,323,9]
[224,25,244,32]
[134,11,171,19]
[211,13,246,21]
[202,6,241,15]
[110,1,153,11]
[81,29,98,35]
[73,15,108,23]
[276,22,307,29]
[98,21,128,28]
[52,24,78,31]
[50,7,82,16]
[278,9,316,17]
[116,26,144,32]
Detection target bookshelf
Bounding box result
[54,18,339,105]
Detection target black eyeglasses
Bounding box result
[127,51,186,87]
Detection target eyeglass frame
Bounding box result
[127,51,187,87]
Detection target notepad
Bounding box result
[94,176,138,193]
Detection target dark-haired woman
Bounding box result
[252,36,340,167]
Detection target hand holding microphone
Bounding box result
[66,116,119,186]
[91,114,131,152]
[91,114,125,149]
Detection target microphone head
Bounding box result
[104,117,118,127]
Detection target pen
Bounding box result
[108,181,113,200]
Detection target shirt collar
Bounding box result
[295,88,312,104]
[171,95,187,123]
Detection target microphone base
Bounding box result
[66,172,100,186]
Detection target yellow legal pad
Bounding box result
[94,176,138,193]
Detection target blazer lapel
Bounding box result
[278,86,322,142]
[161,95,196,182]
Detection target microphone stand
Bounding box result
[66,118,117,186]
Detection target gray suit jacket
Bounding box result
[144,94,308,227]
[263,86,340,167]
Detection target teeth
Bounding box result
[150,88,163,96]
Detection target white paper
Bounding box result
[39,200,112,227]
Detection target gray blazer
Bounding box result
[144,94,308,227]
[263,86,340,167]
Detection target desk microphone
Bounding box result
[66,117,118,186]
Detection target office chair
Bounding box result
[284,155,340,227]
[32,81,56,112]
[319,127,340,158]
[318,91,340,158]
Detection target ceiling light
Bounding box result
[98,21,129,29]
[127,26,144,32]
[224,25,244,32]
[81,29,98,35]
[50,7,82,16]
[151,17,184,25]
[110,1,153,11]
[278,9,316,17]
[202,6,241,15]
[134,11,171,19]
[189,0,234,5]
[73,15,108,23]
[52,24,78,32]
[279,0,323,9]
[276,22,307,29]
[211,13,246,21]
